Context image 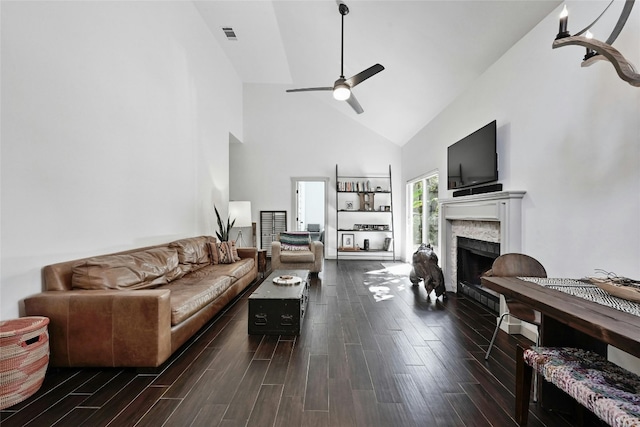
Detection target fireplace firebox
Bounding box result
[456,237,500,312]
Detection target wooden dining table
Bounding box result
[481,276,640,414]
[480,276,640,358]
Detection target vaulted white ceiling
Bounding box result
[194,1,561,146]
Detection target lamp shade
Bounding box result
[228,201,252,227]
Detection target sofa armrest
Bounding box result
[24,289,172,367]
[271,241,282,270]
[271,241,282,257]
[310,241,324,272]
[310,240,324,257]
[237,247,257,261]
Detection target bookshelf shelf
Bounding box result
[335,164,395,262]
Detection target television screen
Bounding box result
[447,120,498,190]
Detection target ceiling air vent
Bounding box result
[222,27,237,41]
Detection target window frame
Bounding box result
[406,171,439,260]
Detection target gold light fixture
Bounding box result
[553,0,640,87]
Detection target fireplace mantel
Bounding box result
[439,190,532,338]
[439,191,526,293]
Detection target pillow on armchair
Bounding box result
[279,232,311,251]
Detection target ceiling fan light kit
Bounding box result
[333,80,351,100]
[286,2,385,113]
[553,0,640,87]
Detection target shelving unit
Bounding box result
[335,164,395,262]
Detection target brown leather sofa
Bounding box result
[24,236,257,368]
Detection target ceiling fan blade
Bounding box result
[286,87,332,93]
[345,92,364,114]
[345,63,384,88]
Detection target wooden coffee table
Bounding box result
[248,269,310,335]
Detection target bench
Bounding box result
[516,345,640,426]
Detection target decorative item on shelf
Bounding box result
[383,237,392,251]
[342,233,355,248]
[357,224,390,231]
[552,1,640,87]
[345,201,354,210]
[358,192,375,211]
[228,201,252,246]
[363,239,370,251]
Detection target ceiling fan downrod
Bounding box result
[339,3,349,79]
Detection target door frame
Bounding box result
[406,170,440,260]
[291,177,329,257]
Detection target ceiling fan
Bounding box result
[286,2,384,114]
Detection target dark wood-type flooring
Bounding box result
[1,260,583,426]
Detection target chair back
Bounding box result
[489,253,547,278]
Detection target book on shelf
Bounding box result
[337,180,375,192]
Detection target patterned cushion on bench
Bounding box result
[523,346,640,427]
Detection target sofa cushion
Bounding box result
[212,258,255,279]
[187,258,255,281]
[71,247,184,290]
[218,241,240,264]
[280,232,311,251]
[162,275,232,325]
[280,250,315,263]
[169,236,210,273]
[207,241,219,265]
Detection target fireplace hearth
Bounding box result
[457,237,500,313]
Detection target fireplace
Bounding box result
[456,237,500,312]
[439,191,525,324]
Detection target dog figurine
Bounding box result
[410,243,447,300]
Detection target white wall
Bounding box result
[231,84,401,257]
[402,1,640,280]
[0,1,243,319]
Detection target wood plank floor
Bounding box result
[1,260,579,426]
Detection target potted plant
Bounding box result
[214,206,236,242]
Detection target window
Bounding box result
[408,173,439,255]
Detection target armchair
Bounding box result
[271,232,324,273]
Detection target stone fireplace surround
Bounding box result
[439,191,535,340]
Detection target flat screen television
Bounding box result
[447,120,498,190]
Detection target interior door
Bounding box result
[293,179,327,252]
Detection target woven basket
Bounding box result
[0,316,50,410]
